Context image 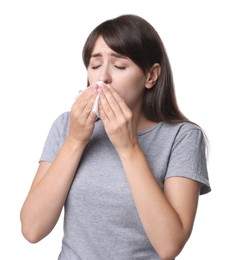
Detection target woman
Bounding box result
[20,14,211,260]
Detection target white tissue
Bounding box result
[92,81,105,117]
[96,81,105,87]
[92,95,100,117]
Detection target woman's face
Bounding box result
[87,36,148,110]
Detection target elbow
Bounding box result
[158,246,183,260]
[20,212,43,244]
[151,228,191,259]
[154,239,186,260]
[20,207,58,243]
[21,229,40,244]
[21,223,43,244]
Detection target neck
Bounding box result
[134,111,157,132]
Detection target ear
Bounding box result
[145,63,161,89]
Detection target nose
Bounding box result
[98,64,112,85]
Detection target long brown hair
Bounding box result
[82,14,189,124]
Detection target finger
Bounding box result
[108,86,130,114]
[73,86,98,120]
[82,90,99,120]
[98,88,118,123]
[99,85,124,118]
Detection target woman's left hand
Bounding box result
[98,84,138,154]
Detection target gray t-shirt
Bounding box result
[40,112,211,260]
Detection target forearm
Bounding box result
[20,137,86,243]
[118,145,186,259]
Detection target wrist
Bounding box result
[64,136,87,152]
[117,143,142,162]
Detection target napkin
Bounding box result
[92,81,105,117]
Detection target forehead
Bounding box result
[91,36,117,56]
[91,36,128,60]
[92,36,108,48]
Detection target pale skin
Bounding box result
[20,36,201,260]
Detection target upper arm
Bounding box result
[164,176,201,238]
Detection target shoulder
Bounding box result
[155,121,205,139]
[156,121,208,154]
[48,111,70,139]
[161,121,206,140]
[161,121,202,133]
[53,111,70,126]
[175,122,206,142]
[164,122,208,160]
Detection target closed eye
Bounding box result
[91,65,126,70]
[114,65,126,70]
[91,65,101,69]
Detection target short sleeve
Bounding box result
[39,112,70,163]
[166,127,211,195]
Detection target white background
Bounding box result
[0,0,233,259]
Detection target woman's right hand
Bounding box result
[20,84,100,244]
[69,84,98,145]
